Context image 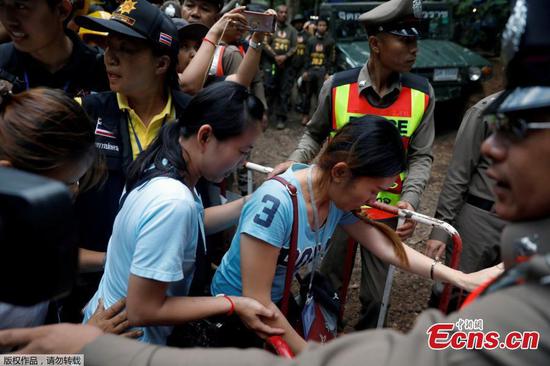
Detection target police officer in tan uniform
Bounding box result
[426,92,508,311]
[3,2,549,364]
[270,0,435,330]
[263,4,297,129]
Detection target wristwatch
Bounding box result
[249,39,263,50]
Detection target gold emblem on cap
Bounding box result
[117,0,137,14]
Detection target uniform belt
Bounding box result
[466,194,495,212]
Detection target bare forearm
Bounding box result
[348,223,466,288]
[78,248,105,273]
[263,305,307,354]
[228,36,263,88]
[400,245,465,287]
[128,295,231,327]
[179,30,219,94]
[242,291,307,354]
[204,196,247,235]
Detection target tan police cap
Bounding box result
[359,0,423,37]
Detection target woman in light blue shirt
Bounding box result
[83,81,283,345]
[212,117,503,353]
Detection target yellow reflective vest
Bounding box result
[330,68,430,218]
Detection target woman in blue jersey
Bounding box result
[82,81,284,345]
[211,117,503,353]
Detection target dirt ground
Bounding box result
[248,58,504,334]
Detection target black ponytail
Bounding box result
[125,122,185,192]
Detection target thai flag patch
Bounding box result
[95,118,116,139]
[159,32,173,47]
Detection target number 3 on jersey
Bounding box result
[253,194,281,228]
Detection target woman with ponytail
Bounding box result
[211,116,503,354]
[82,81,284,345]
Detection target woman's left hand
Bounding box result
[232,297,285,339]
[459,263,505,292]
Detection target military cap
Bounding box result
[173,18,208,42]
[486,0,550,114]
[359,0,423,37]
[75,0,179,56]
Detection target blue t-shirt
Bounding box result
[83,177,205,345]
[211,164,358,302]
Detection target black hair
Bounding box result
[317,17,329,26]
[152,45,181,90]
[317,116,408,265]
[126,81,264,191]
[0,88,104,191]
[318,115,406,180]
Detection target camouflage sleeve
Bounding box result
[429,101,487,242]
[288,76,333,163]
[400,83,435,210]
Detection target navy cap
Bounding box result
[486,0,550,114]
[173,18,208,42]
[75,0,179,55]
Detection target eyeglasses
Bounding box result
[486,113,550,140]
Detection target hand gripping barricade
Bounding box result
[364,200,464,314]
[244,162,464,317]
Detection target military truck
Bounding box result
[320,1,493,102]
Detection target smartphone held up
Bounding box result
[243,10,276,33]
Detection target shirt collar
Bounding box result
[116,92,173,123]
[357,60,402,97]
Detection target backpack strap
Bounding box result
[270,175,298,317]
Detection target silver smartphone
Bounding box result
[243,10,276,33]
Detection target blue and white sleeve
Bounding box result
[238,183,292,249]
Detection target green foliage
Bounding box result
[452,0,510,55]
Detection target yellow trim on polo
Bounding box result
[116,93,175,160]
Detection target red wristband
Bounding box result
[203,37,216,47]
[221,295,234,316]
